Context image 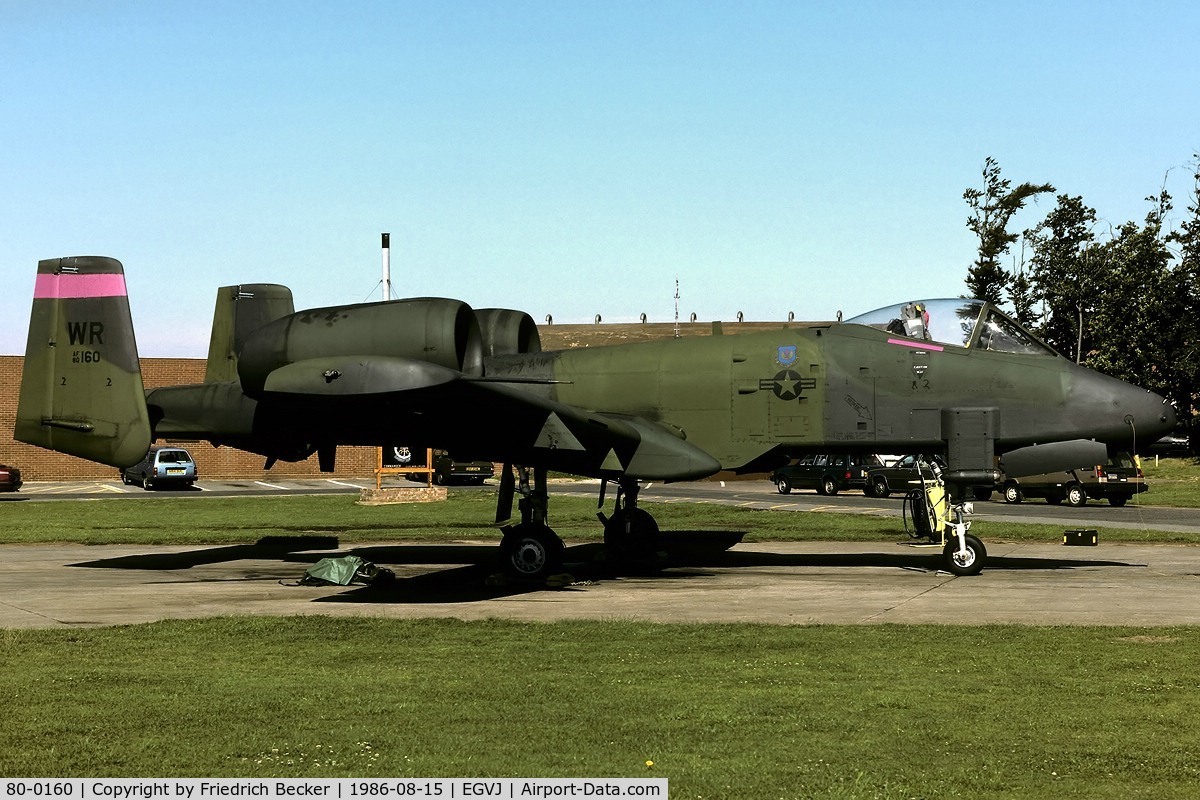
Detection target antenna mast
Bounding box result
[381,232,392,301]
[673,278,680,339]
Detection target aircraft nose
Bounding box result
[1066,365,1176,449]
[1125,385,1176,440]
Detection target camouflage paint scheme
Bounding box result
[15,257,151,467]
[15,256,1177,578]
[18,257,1174,483]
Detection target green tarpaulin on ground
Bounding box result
[303,556,371,585]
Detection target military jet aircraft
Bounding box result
[16,257,1176,578]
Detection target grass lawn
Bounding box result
[2,490,1197,548]
[4,491,1200,796]
[3,618,1200,798]
[1138,456,1200,507]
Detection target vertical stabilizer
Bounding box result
[204,284,294,383]
[15,256,152,468]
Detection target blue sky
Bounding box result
[3,1,1198,356]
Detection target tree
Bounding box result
[1085,192,1174,403]
[963,157,1055,305]
[1022,194,1102,360]
[1164,156,1200,426]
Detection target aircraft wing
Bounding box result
[252,355,722,482]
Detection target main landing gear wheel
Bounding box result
[603,507,660,558]
[499,523,564,581]
[600,478,663,564]
[494,465,566,582]
[943,533,986,577]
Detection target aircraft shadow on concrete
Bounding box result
[67,531,1142,604]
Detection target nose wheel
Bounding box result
[943,532,986,576]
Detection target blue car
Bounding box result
[120,446,197,490]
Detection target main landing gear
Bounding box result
[497,465,565,581]
[495,469,665,582]
[597,478,661,559]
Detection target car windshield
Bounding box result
[844,299,1056,356]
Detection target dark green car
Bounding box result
[861,454,946,498]
[770,454,884,496]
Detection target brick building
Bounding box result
[1,320,809,480]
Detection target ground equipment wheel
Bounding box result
[1065,483,1087,507]
[943,533,986,576]
[1003,482,1022,504]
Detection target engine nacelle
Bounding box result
[236,297,483,397]
[476,308,541,358]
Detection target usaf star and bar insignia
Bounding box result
[765,345,815,401]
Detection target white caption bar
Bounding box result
[2,780,667,800]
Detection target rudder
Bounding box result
[15,256,152,468]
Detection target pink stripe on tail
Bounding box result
[34,272,128,299]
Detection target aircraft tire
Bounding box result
[499,523,564,582]
[942,533,986,576]
[1065,483,1088,507]
[1003,482,1022,504]
[604,508,661,559]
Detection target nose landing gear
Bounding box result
[902,459,988,576]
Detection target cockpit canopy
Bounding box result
[844,299,1057,356]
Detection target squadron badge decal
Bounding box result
[775,345,797,367]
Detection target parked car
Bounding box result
[999,451,1146,507]
[406,450,496,485]
[862,454,946,498]
[0,463,22,492]
[770,454,884,495]
[120,446,197,489]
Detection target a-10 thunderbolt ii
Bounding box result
[16,257,1176,578]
